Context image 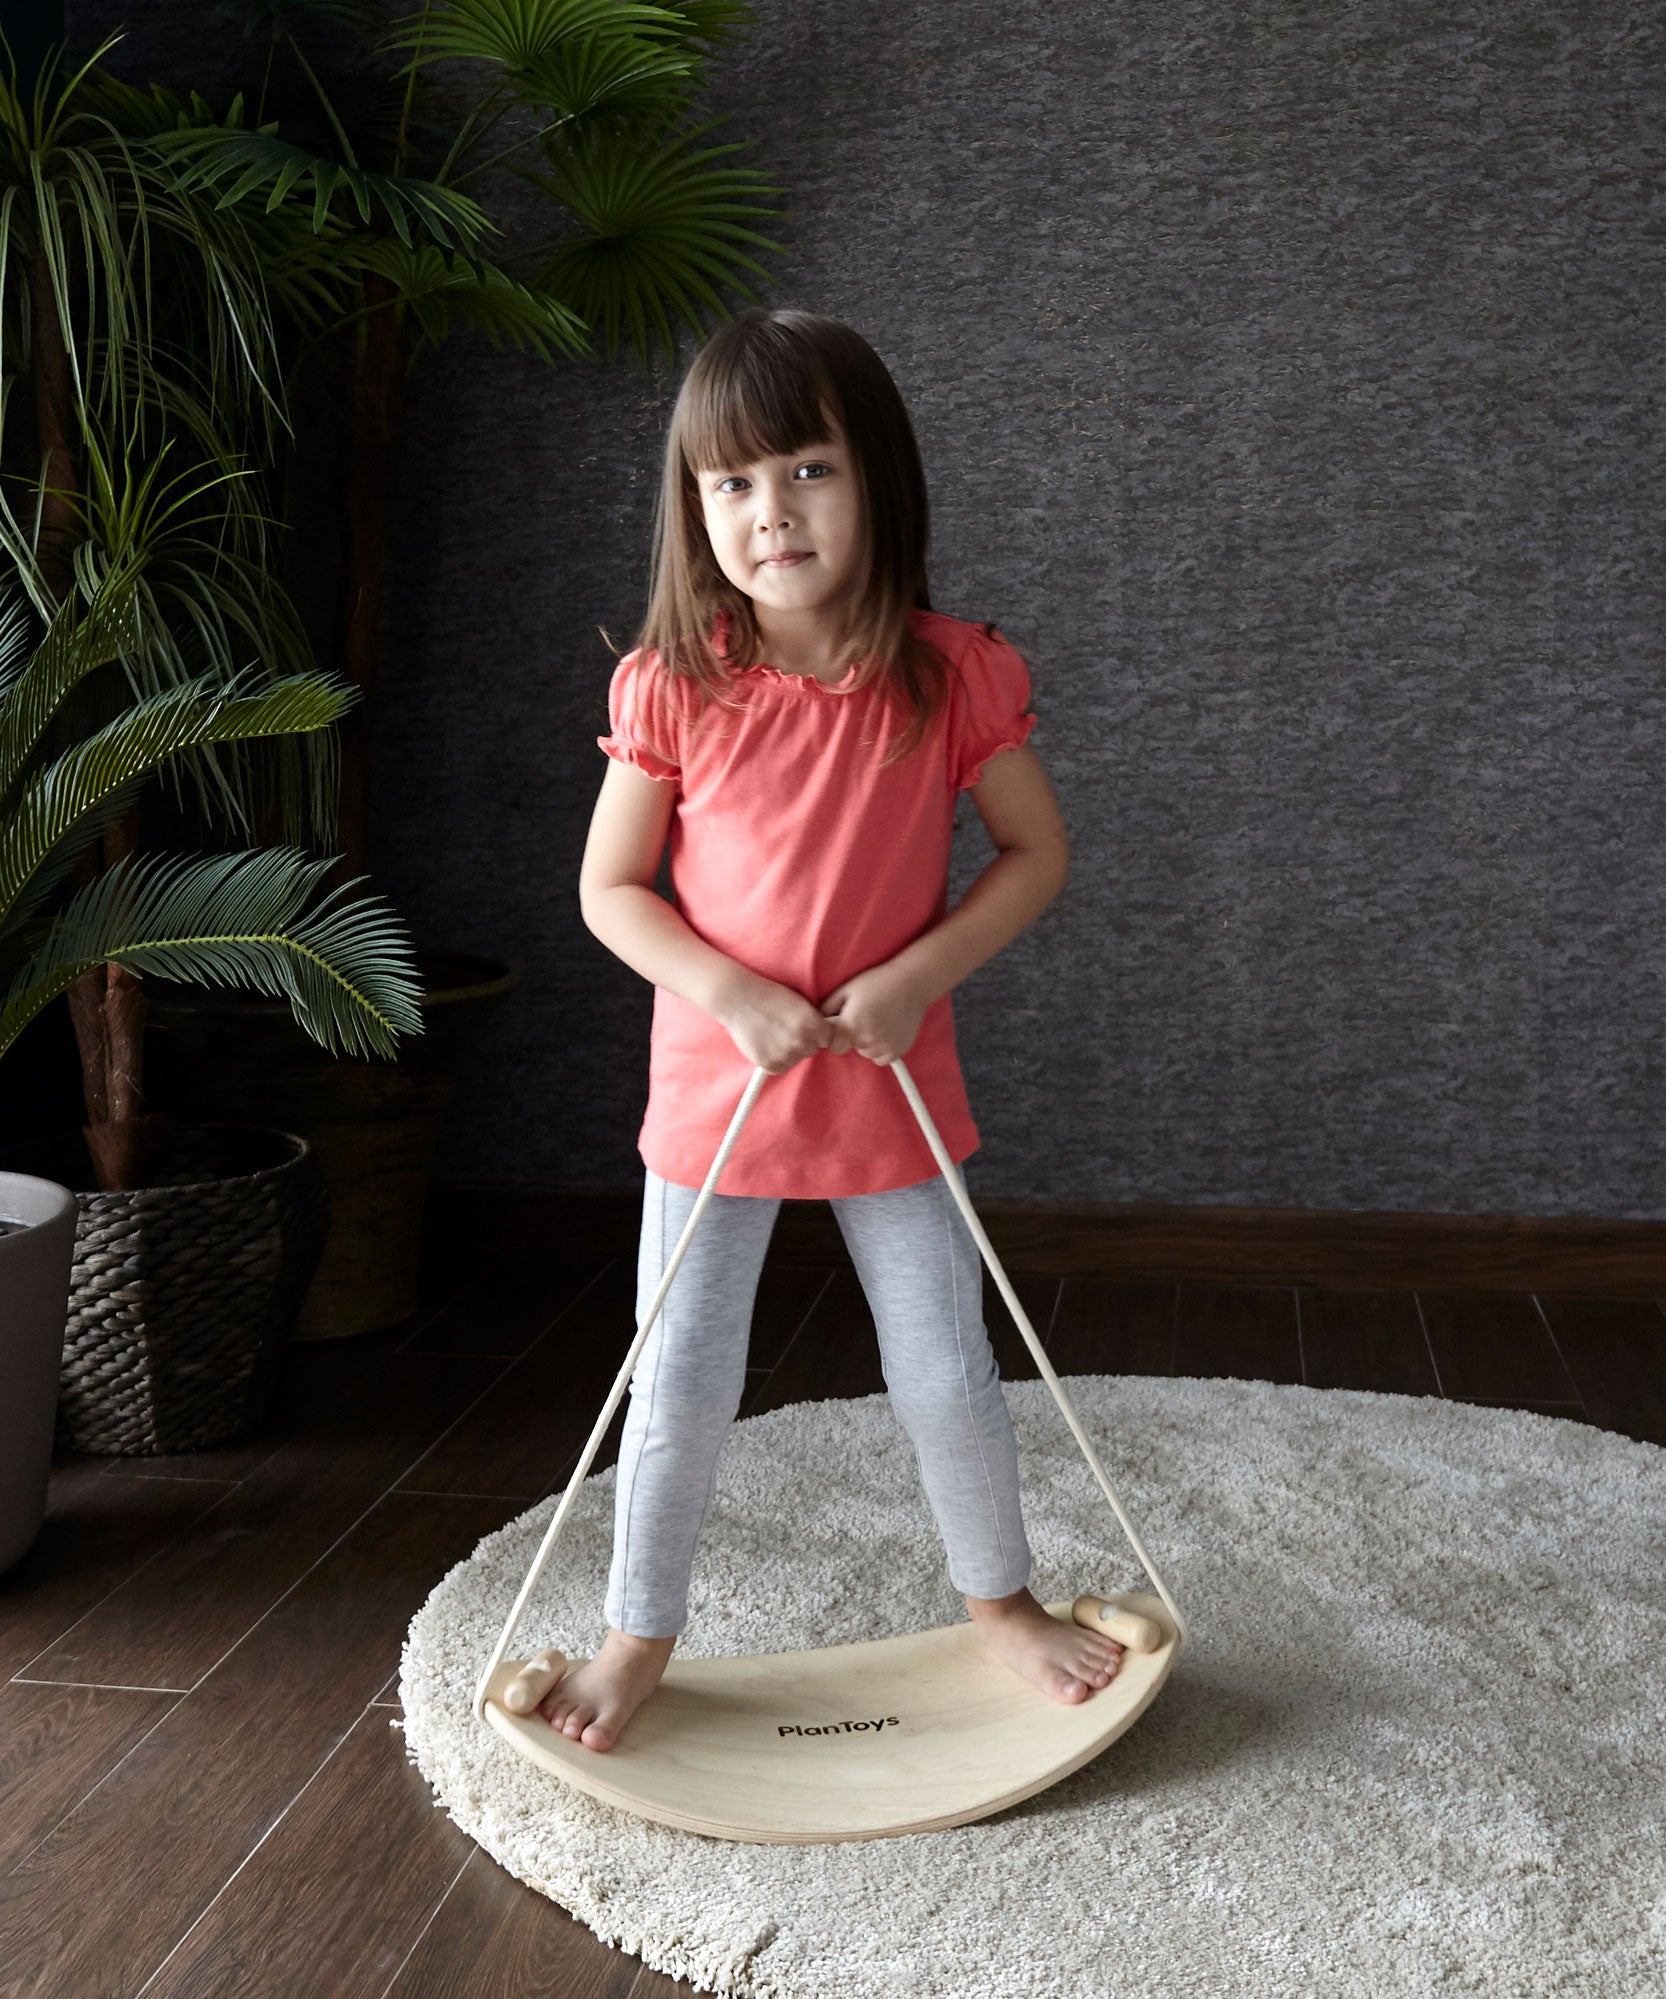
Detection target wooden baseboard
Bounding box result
[427,1180,1666,1298]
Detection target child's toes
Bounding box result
[1073,1643,1119,1686]
[561,1701,597,1741]
[580,1713,618,1751]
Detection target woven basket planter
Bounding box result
[0,1121,330,1456]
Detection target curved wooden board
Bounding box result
[478,1593,1178,1844]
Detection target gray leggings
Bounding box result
[605,1165,1034,1637]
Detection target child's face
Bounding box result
[695,409,870,628]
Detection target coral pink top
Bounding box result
[595,605,1038,1197]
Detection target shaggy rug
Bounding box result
[396,1374,1666,1997]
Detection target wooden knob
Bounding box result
[502,1646,568,1713]
[1071,1595,1162,1653]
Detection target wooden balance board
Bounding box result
[479,1590,1178,1844]
[472,1060,1192,1845]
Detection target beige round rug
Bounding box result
[396,1374,1666,1997]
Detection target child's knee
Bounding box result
[628,1368,745,1435]
[885,1362,1001,1439]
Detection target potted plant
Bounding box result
[0,25,508,1339]
[60,2,792,1332]
[0,561,423,1572]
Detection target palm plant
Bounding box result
[0,28,428,1190]
[0,556,423,1186]
[0,8,788,1194]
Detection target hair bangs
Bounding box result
[682,349,839,482]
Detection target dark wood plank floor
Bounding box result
[4,1232,1663,1998]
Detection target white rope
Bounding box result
[472,1064,769,1720]
[474,1056,1187,1721]
[885,1059,1190,1651]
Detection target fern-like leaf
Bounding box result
[333,236,591,363]
[149,124,492,252]
[0,847,425,1064]
[0,665,357,928]
[0,571,148,798]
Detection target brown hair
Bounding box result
[620,308,954,772]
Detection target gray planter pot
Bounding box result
[0,1172,77,1573]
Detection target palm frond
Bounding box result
[332,235,590,362]
[0,437,341,852]
[149,122,495,253]
[0,846,425,1063]
[13,102,293,466]
[0,774,147,946]
[65,71,304,436]
[0,580,39,700]
[654,0,760,51]
[0,570,146,796]
[502,34,700,130]
[380,0,695,64]
[523,113,789,366]
[379,0,702,127]
[0,665,356,927]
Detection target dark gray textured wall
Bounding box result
[70,6,1664,1214]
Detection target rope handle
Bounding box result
[473,1057,1188,1720]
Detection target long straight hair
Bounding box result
[623,308,955,771]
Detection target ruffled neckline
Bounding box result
[711,609,866,695]
[733,657,863,694]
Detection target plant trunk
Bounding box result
[63,832,166,1193]
[331,268,406,891]
[29,242,154,1192]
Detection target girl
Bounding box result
[547,308,1124,1753]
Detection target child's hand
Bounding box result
[714,972,837,1074]
[817,964,929,1066]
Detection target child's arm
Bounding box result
[579,760,755,1018]
[817,741,1068,1062]
[581,761,828,1076]
[886,742,1070,1008]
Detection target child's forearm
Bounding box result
[585,843,1067,1022]
[582,883,759,1020]
[887,845,1069,1009]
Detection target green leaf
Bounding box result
[0,665,357,928]
[0,572,147,797]
[654,0,760,50]
[149,125,495,252]
[0,847,425,1064]
[334,236,592,362]
[379,0,698,72]
[524,114,789,367]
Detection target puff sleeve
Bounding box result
[596,648,681,784]
[954,623,1038,791]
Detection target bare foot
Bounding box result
[964,1587,1123,1703]
[537,1628,676,1752]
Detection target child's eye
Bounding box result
[714,462,831,495]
